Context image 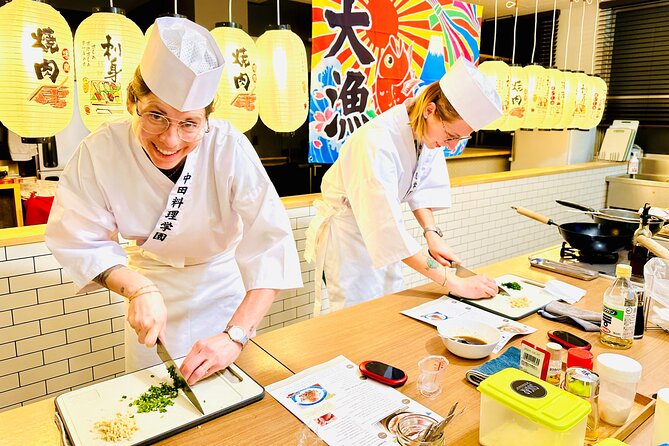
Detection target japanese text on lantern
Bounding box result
[30,26,70,108]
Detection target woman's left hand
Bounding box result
[425,233,461,267]
[179,333,242,386]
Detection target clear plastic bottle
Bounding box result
[627,152,639,177]
[600,264,637,349]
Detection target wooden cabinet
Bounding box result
[0,183,23,228]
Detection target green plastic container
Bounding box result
[478,368,591,446]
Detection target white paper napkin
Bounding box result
[544,280,586,304]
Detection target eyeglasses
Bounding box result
[135,104,209,142]
[441,121,472,143]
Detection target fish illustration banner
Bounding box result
[309,0,482,164]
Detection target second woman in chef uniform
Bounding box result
[45,17,302,384]
[305,58,502,314]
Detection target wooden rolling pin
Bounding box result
[636,235,669,260]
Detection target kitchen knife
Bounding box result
[156,340,205,415]
[453,263,510,296]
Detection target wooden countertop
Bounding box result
[0,161,619,247]
[0,247,664,444]
[253,248,669,445]
[0,342,303,445]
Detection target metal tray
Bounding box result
[529,257,599,281]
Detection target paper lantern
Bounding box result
[74,7,144,132]
[583,75,608,129]
[478,60,510,131]
[256,26,308,132]
[539,67,565,129]
[500,64,528,131]
[0,0,74,138]
[567,71,591,130]
[556,70,578,129]
[210,22,258,133]
[521,64,549,129]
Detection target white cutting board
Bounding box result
[598,127,634,161]
[55,360,264,446]
[459,274,558,320]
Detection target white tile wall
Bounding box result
[0,164,626,411]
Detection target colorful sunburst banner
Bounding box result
[309,0,482,164]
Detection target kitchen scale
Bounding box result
[55,360,264,446]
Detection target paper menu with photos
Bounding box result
[266,356,443,446]
[401,296,536,353]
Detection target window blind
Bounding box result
[596,0,669,125]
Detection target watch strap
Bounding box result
[423,226,443,237]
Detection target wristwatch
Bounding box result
[423,226,443,238]
[223,325,249,349]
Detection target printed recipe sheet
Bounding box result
[266,356,443,446]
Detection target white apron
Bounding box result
[124,250,244,372]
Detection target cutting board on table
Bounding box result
[55,360,264,446]
[453,274,558,320]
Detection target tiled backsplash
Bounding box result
[0,164,625,411]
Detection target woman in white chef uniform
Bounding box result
[45,17,302,384]
[305,58,502,314]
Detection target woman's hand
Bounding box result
[180,333,243,386]
[446,273,498,300]
[425,232,461,267]
[127,291,167,348]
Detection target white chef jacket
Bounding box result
[305,104,451,314]
[46,118,302,371]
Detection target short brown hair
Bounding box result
[406,81,461,142]
[126,66,217,116]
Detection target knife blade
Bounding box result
[453,263,510,296]
[156,340,205,415]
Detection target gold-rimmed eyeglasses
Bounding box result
[441,121,472,143]
[135,104,209,142]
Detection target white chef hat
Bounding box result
[439,58,502,131]
[140,17,224,111]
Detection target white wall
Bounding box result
[554,3,598,73]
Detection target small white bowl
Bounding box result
[437,318,501,359]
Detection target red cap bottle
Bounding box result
[567,347,594,370]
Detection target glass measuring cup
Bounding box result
[416,355,449,398]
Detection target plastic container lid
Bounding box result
[596,353,642,383]
[567,348,594,370]
[478,368,591,432]
[615,264,632,278]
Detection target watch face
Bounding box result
[228,326,245,342]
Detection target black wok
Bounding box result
[513,206,633,254]
[556,200,666,235]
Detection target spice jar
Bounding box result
[567,348,594,370]
[563,367,600,444]
[546,342,563,385]
[396,414,444,446]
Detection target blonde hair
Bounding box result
[407,81,460,142]
[126,66,217,116]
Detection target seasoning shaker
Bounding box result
[567,348,594,370]
[563,367,600,445]
[546,342,563,385]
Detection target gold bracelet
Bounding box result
[128,289,159,301]
[127,284,158,301]
[441,267,449,287]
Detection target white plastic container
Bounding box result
[596,353,642,426]
[652,388,669,445]
[478,368,590,446]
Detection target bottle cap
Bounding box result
[567,348,594,370]
[596,353,642,383]
[546,342,563,357]
[564,367,599,397]
[615,264,632,278]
